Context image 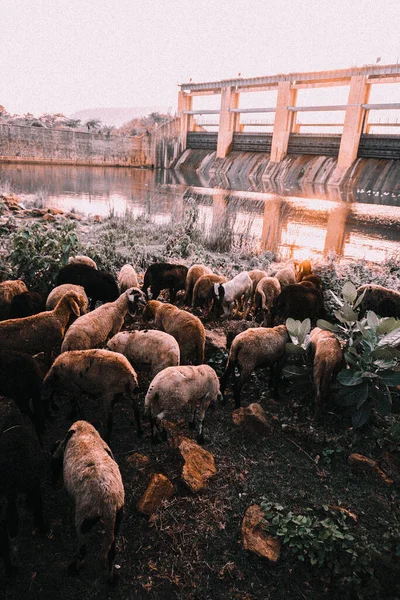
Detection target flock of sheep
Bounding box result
[1,254,399,582]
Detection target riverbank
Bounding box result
[1,191,400,600]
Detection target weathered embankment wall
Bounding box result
[174,149,400,197]
[0,119,183,168]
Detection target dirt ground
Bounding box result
[1,304,399,600]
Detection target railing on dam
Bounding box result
[179,63,400,175]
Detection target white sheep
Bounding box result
[68,255,97,270]
[118,264,139,293]
[46,283,89,314]
[107,329,180,377]
[51,420,124,582]
[254,276,281,325]
[213,271,253,317]
[42,348,141,441]
[0,292,82,362]
[61,287,146,352]
[144,364,222,444]
[220,325,288,407]
[0,280,28,321]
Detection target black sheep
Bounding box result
[9,291,45,319]
[0,398,47,577]
[56,263,119,310]
[142,263,188,303]
[356,284,400,319]
[271,283,326,325]
[0,351,46,436]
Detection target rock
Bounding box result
[92,214,102,222]
[232,403,272,435]
[42,213,56,222]
[136,473,174,515]
[178,437,216,492]
[205,328,226,354]
[163,419,186,449]
[67,212,81,220]
[241,505,281,562]
[48,207,64,215]
[348,453,394,486]
[30,208,47,216]
[126,452,150,468]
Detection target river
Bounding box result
[1,163,399,262]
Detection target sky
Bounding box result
[2,0,400,117]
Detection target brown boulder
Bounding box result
[67,212,81,220]
[179,437,216,492]
[137,473,174,515]
[232,403,271,435]
[42,213,56,222]
[48,207,64,215]
[348,453,394,486]
[205,328,227,355]
[241,504,281,562]
[92,214,102,223]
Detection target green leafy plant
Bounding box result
[8,220,80,293]
[317,281,400,428]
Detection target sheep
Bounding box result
[220,325,289,408]
[299,274,323,292]
[118,264,139,293]
[61,287,146,352]
[0,399,47,577]
[68,255,97,270]
[0,291,82,363]
[0,280,28,321]
[356,284,400,318]
[46,283,89,315]
[270,283,326,326]
[144,365,222,444]
[143,300,205,365]
[296,260,313,282]
[0,351,45,436]
[273,264,297,289]
[254,276,281,326]
[107,329,180,377]
[56,263,119,310]
[142,262,188,303]
[9,291,45,319]
[213,271,253,317]
[184,264,213,306]
[309,327,343,421]
[42,349,141,441]
[192,274,227,311]
[51,420,124,581]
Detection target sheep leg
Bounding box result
[233,368,249,409]
[196,400,209,444]
[69,518,87,575]
[149,285,161,300]
[169,287,177,303]
[106,507,123,583]
[219,360,234,399]
[149,415,162,444]
[189,407,197,430]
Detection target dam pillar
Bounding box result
[337,76,370,169]
[178,91,193,151]
[216,86,240,158]
[323,203,351,257]
[270,82,297,162]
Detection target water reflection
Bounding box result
[0,163,399,262]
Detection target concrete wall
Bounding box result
[174,149,400,198]
[0,121,182,168]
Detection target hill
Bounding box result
[69,106,171,128]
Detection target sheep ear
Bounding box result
[70,299,81,317]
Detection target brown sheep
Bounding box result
[0,292,82,362]
[356,284,400,318]
[309,327,343,421]
[0,280,28,321]
[296,260,313,282]
[220,325,289,407]
[51,420,124,582]
[192,274,227,311]
[143,300,205,365]
[254,276,281,325]
[184,264,213,306]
